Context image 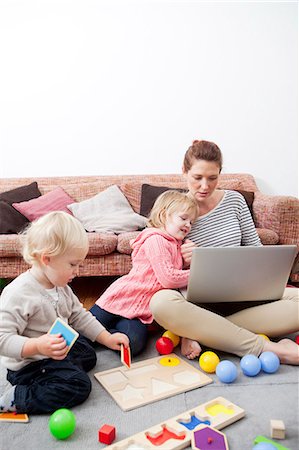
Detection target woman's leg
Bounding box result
[150,290,264,358]
[90,304,148,356]
[150,289,299,364]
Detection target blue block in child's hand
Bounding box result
[48,318,79,350]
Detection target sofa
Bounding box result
[0,173,298,282]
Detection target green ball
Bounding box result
[49,408,76,440]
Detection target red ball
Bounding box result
[155,337,174,355]
[295,335,299,345]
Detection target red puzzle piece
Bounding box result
[146,425,186,446]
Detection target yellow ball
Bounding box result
[162,330,180,347]
[199,351,220,373]
[258,333,270,341]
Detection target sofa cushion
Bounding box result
[0,182,42,234]
[117,231,141,254]
[87,232,118,256]
[12,187,75,221]
[68,185,147,234]
[256,228,279,245]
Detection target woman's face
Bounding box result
[183,159,221,203]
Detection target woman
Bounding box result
[150,140,299,365]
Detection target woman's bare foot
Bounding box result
[181,337,202,360]
[262,338,299,365]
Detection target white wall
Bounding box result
[0,0,297,196]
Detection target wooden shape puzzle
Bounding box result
[0,412,29,423]
[191,425,229,450]
[105,396,245,450]
[94,353,212,411]
[48,317,78,352]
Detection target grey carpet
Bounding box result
[0,332,298,450]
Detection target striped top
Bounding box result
[187,190,262,247]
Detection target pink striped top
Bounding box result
[96,228,190,323]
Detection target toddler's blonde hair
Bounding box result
[21,211,89,265]
[148,190,198,228]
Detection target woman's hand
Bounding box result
[96,329,130,351]
[181,239,196,267]
[22,334,69,360]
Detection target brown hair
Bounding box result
[148,190,198,228]
[183,140,223,172]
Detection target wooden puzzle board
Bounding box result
[105,396,245,450]
[94,353,212,411]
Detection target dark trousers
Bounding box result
[89,304,148,356]
[7,336,96,414]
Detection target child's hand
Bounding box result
[181,239,196,266]
[35,333,69,360]
[96,330,129,351]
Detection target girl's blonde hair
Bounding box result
[21,211,89,265]
[148,190,199,228]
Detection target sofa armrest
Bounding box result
[252,192,299,246]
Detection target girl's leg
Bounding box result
[90,304,148,356]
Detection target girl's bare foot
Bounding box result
[181,337,202,359]
[262,338,299,365]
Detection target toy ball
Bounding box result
[240,354,262,377]
[252,443,277,450]
[258,333,270,341]
[295,335,299,345]
[216,360,238,383]
[162,330,180,347]
[155,336,174,355]
[199,351,220,373]
[259,351,280,374]
[49,408,76,440]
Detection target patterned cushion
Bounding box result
[87,232,118,256]
[117,231,141,254]
[12,187,74,221]
[256,228,279,245]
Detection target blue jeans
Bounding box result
[7,336,96,414]
[89,304,148,356]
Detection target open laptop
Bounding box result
[182,245,297,303]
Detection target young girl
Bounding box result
[90,190,199,356]
[0,211,129,414]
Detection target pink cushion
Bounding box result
[12,187,75,221]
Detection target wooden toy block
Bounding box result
[254,435,290,450]
[121,344,131,369]
[99,424,116,444]
[94,353,213,411]
[270,419,286,439]
[0,412,29,423]
[105,396,245,450]
[191,425,229,450]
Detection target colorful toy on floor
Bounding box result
[252,443,277,450]
[240,354,262,377]
[0,412,29,423]
[104,396,245,449]
[162,330,180,347]
[253,435,290,450]
[49,408,76,440]
[216,360,238,383]
[98,424,116,444]
[121,344,131,369]
[191,425,229,450]
[295,335,299,345]
[259,351,280,374]
[199,351,220,373]
[270,419,285,439]
[94,353,212,411]
[156,336,174,354]
[258,334,270,341]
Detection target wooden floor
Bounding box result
[70,276,119,310]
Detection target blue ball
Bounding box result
[240,354,262,377]
[252,443,277,450]
[216,360,238,383]
[259,351,280,374]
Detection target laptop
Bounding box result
[182,245,297,303]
